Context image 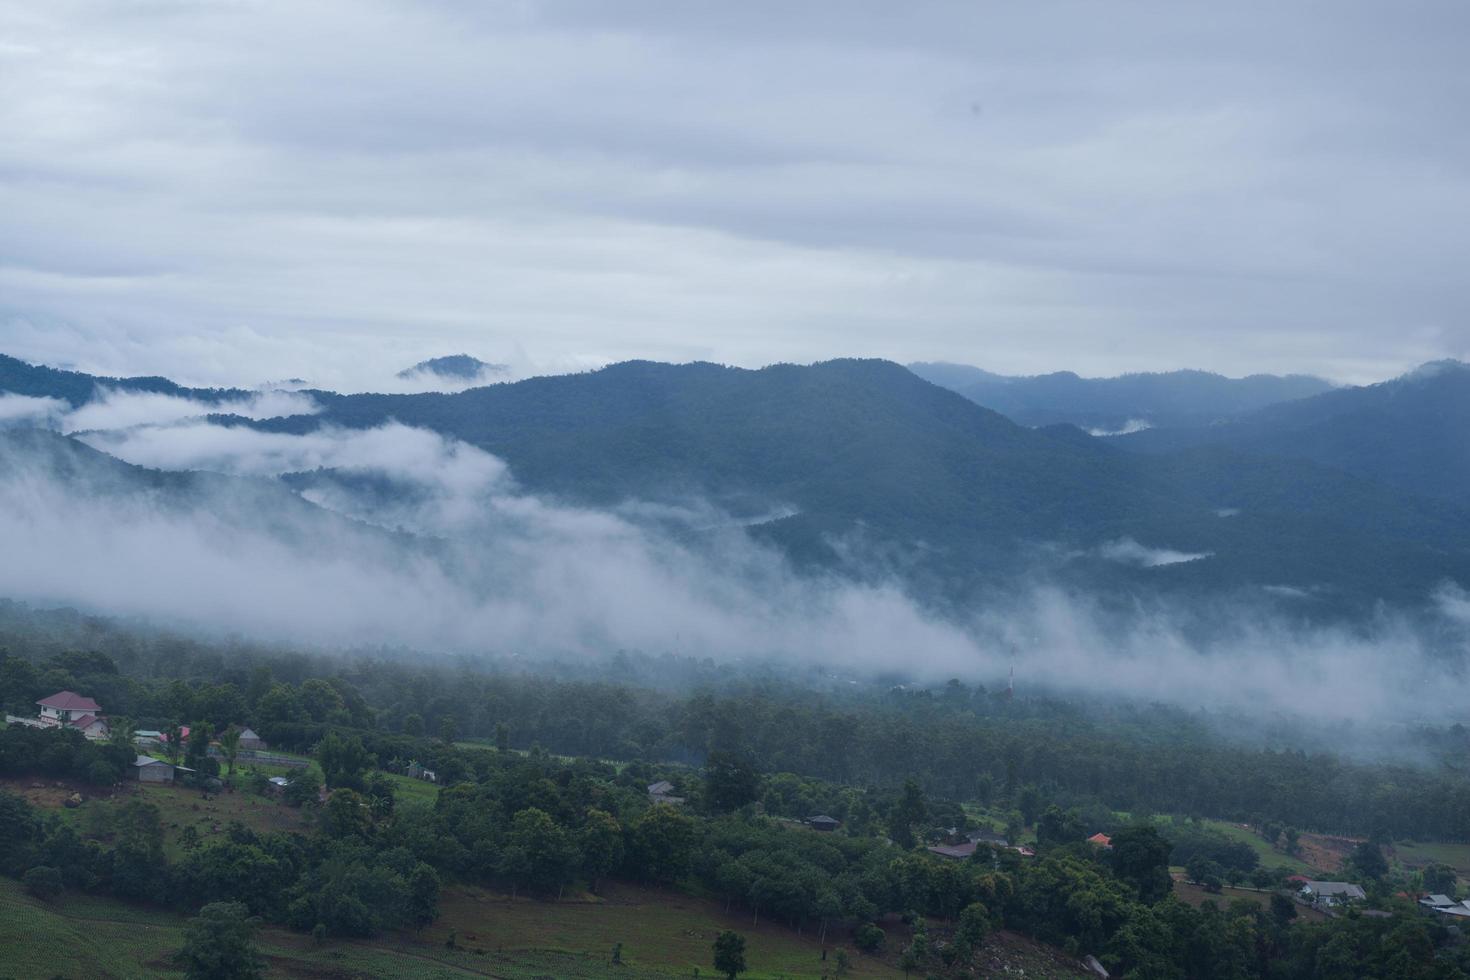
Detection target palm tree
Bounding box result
[162,722,184,766]
[218,727,242,779]
[108,716,137,752]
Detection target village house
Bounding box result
[36,691,109,740]
[927,840,979,860]
[406,761,438,783]
[647,780,685,805]
[807,815,841,832]
[237,727,267,751]
[132,755,175,783]
[1298,880,1366,909]
[1087,832,1113,849]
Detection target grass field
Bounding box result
[1193,819,1316,873]
[1170,880,1328,921]
[1,775,311,860]
[1393,841,1470,876]
[0,872,1101,980]
[0,875,908,979]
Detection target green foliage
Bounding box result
[503,807,579,895]
[176,902,264,980]
[704,750,760,813]
[316,731,371,790]
[1110,825,1174,904]
[1423,863,1458,898]
[628,804,694,884]
[283,767,323,807]
[712,929,747,980]
[854,923,885,953]
[23,865,62,902]
[887,779,926,849]
[1350,841,1390,880]
[580,808,623,891]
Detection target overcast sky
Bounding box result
[3,1,1469,389]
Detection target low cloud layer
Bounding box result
[1098,538,1212,568]
[0,393,66,425]
[3,415,1468,727]
[63,388,320,433]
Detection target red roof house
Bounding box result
[37,691,103,728]
[38,691,101,712]
[1087,832,1113,848]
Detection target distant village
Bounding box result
[8,688,1467,932]
[5,689,266,785]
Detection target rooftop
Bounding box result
[38,691,101,711]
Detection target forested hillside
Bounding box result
[909,362,1332,431]
[1119,360,1470,503]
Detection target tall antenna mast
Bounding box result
[1007,666,1014,700]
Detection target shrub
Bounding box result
[854,923,885,953]
[24,865,63,902]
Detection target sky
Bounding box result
[3,0,1469,390]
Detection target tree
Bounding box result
[321,789,373,839]
[958,901,990,948]
[495,721,510,752]
[1016,785,1043,825]
[217,727,242,778]
[629,804,694,885]
[284,767,324,807]
[704,750,760,813]
[24,865,63,902]
[1034,804,1085,850]
[316,732,370,790]
[438,715,459,746]
[176,902,265,980]
[1109,825,1173,904]
[162,723,184,767]
[1282,827,1300,856]
[107,716,137,753]
[854,923,885,953]
[887,779,926,849]
[185,723,213,775]
[402,712,424,737]
[1349,840,1389,880]
[712,930,747,980]
[408,864,441,929]
[1423,863,1458,899]
[504,807,579,896]
[581,808,623,893]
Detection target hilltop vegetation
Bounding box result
[3,608,1470,977]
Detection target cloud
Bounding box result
[1097,537,1212,568]
[62,388,320,432]
[5,421,1470,729]
[2,1,1469,386]
[0,393,66,425]
[1087,419,1152,437]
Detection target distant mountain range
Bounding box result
[396,354,507,382]
[909,362,1334,432]
[1116,360,1470,503]
[5,352,1470,616]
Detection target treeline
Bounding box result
[4,724,1469,979]
[3,632,1470,843]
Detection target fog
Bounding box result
[2,410,1468,734]
[62,388,321,432]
